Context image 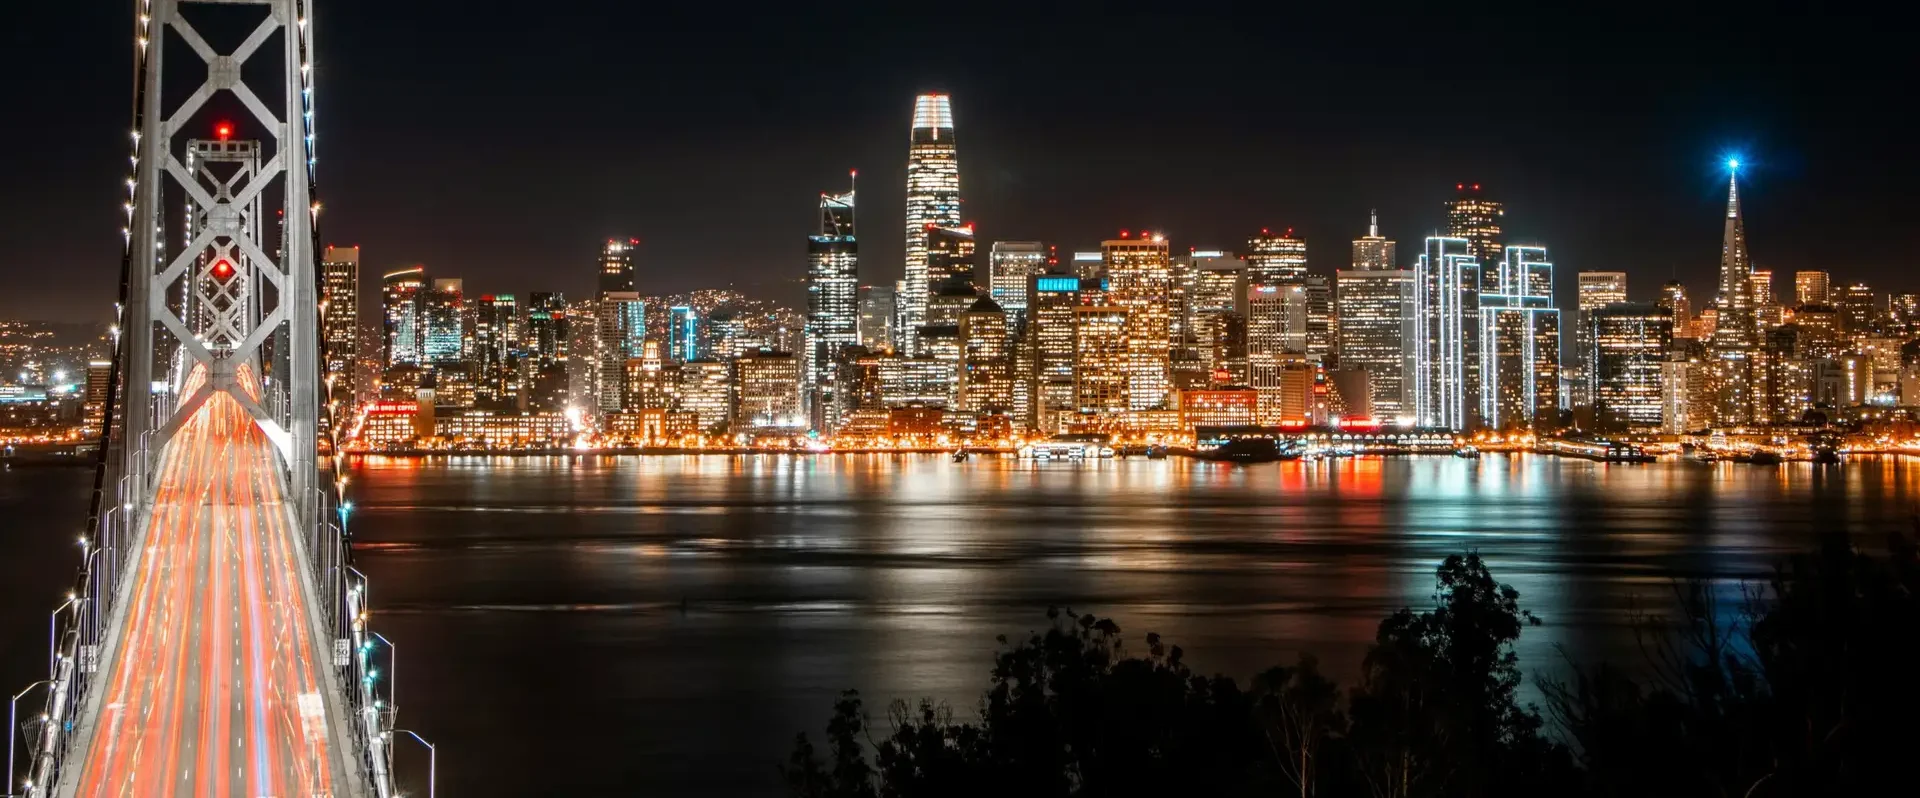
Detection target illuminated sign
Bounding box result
[1191,250,1226,258]
[1036,277,1080,293]
[1072,252,1102,262]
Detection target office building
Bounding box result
[382,266,427,368]
[958,297,1012,414]
[1304,274,1334,362]
[623,338,677,411]
[858,285,895,352]
[320,246,359,409]
[1794,270,1831,307]
[806,179,860,432]
[597,292,645,411]
[1834,281,1877,332]
[667,306,699,362]
[1413,237,1481,430]
[902,94,962,355]
[988,241,1048,331]
[879,355,955,408]
[599,238,637,294]
[1029,274,1103,432]
[1247,282,1307,423]
[676,359,731,432]
[1591,302,1671,429]
[1244,229,1307,284]
[1658,280,1692,341]
[473,293,520,410]
[733,349,804,432]
[524,292,569,411]
[1103,234,1173,409]
[1570,271,1627,410]
[1445,184,1505,275]
[1477,246,1560,429]
[1337,217,1415,422]
[422,278,465,367]
[1073,305,1130,415]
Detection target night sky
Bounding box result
[2,3,1911,321]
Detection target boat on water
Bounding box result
[1812,448,1841,464]
[1207,438,1297,463]
[1748,450,1783,465]
[1145,445,1168,460]
[1454,446,1482,459]
[951,450,970,463]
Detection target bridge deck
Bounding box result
[63,383,356,797]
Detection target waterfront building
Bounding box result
[382,266,426,368]
[988,241,1047,332]
[1247,282,1307,423]
[423,278,465,367]
[1445,183,1505,276]
[1590,302,1671,429]
[1795,270,1831,306]
[1760,325,1813,423]
[1660,344,1710,434]
[1305,274,1334,363]
[1338,215,1414,421]
[858,285,895,352]
[879,355,954,408]
[902,94,962,355]
[806,178,860,432]
[1477,246,1560,430]
[473,293,521,410]
[958,297,1012,414]
[676,359,731,432]
[1103,234,1172,409]
[598,292,645,412]
[1413,237,1481,430]
[1073,305,1130,415]
[732,349,804,433]
[1709,161,1760,426]
[321,246,359,408]
[566,297,598,409]
[1186,254,1245,383]
[623,339,678,411]
[1028,274,1103,433]
[1570,271,1627,411]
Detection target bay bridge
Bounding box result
[10,2,419,795]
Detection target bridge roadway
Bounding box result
[60,370,361,797]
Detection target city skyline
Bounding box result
[3,6,1914,321]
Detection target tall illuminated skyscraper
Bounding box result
[473,293,521,409]
[902,93,962,355]
[1477,246,1560,429]
[1445,183,1505,278]
[596,238,643,413]
[382,266,426,368]
[524,292,569,411]
[1338,214,1414,421]
[667,306,699,362]
[806,176,860,432]
[858,285,895,351]
[1709,159,1758,426]
[599,238,637,294]
[1413,237,1480,430]
[1794,270,1831,306]
[1591,302,1672,428]
[1103,233,1174,409]
[320,246,359,407]
[423,278,465,367]
[1658,280,1692,340]
[1029,274,1104,432]
[1570,271,1627,410]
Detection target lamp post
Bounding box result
[388,729,435,798]
[49,595,77,676]
[8,681,51,798]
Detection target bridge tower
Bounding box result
[121,0,323,523]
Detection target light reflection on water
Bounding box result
[345,453,1918,797]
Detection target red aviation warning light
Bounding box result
[211,258,235,280]
[214,121,233,141]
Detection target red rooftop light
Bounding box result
[214,122,233,141]
[211,258,235,279]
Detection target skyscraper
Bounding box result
[1709,160,1758,426]
[423,278,466,367]
[857,285,895,352]
[1074,305,1131,415]
[1591,302,1672,429]
[1029,274,1103,432]
[1103,234,1174,409]
[1445,183,1505,274]
[320,246,359,408]
[988,241,1048,332]
[473,294,521,410]
[382,266,426,368]
[1244,229,1308,284]
[1658,280,1693,340]
[524,292,569,411]
[1477,246,1560,429]
[667,306,699,362]
[598,292,644,412]
[806,177,860,432]
[1794,270,1831,307]
[959,297,1012,414]
[1338,215,1415,422]
[1413,237,1480,430]
[1247,282,1308,423]
[902,94,961,355]
[596,239,643,413]
[1571,272,1627,410]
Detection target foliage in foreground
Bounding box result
[785,537,1920,797]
